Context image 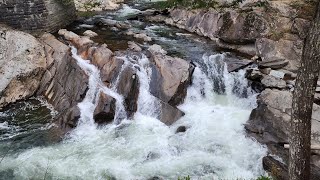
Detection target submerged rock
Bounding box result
[159,100,185,126]
[176,126,187,133]
[0,25,46,108]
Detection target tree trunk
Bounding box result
[289,1,320,180]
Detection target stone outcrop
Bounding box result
[0,0,76,35]
[0,25,46,109]
[38,33,89,131]
[146,0,316,74]
[246,88,320,168]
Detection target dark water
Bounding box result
[0,99,59,157]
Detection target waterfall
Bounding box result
[0,49,267,179]
[69,47,127,136]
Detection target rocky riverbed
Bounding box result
[1,0,320,179]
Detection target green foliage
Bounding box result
[256,175,272,180]
[178,175,191,180]
[155,0,218,9]
[83,0,102,11]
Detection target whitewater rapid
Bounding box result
[0,49,267,179]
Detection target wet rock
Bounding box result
[83,30,98,37]
[56,106,81,131]
[38,34,89,131]
[261,75,286,89]
[176,126,187,133]
[128,41,142,52]
[94,92,116,124]
[91,44,114,69]
[37,33,89,132]
[96,18,131,29]
[58,29,94,50]
[148,44,167,55]
[110,27,119,32]
[115,21,131,30]
[116,66,140,118]
[159,100,185,126]
[127,32,154,46]
[133,33,152,42]
[263,155,320,180]
[101,56,124,84]
[99,18,117,27]
[0,25,46,108]
[262,156,288,180]
[148,45,194,106]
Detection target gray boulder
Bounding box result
[94,92,116,124]
[0,25,46,108]
[261,75,287,89]
[148,45,194,106]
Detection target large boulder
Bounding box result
[246,89,320,166]
[256,38,303,71]
[116,66,140,118]
[148,45,194,106]
[0,25,46,108]
[38,33,89,131]
[217,11,269,44]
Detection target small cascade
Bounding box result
[202,54,256,107]
[70,47,127,128]
[114,53,161,118]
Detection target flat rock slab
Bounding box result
[224,57,253,72]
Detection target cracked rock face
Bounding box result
[0,25,46,108]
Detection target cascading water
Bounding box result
[0,45,267,179]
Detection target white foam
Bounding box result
[0,121,9,129]
[0,52,267,179]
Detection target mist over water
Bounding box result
[0,48,267,179]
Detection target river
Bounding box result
[0,3,267,180]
